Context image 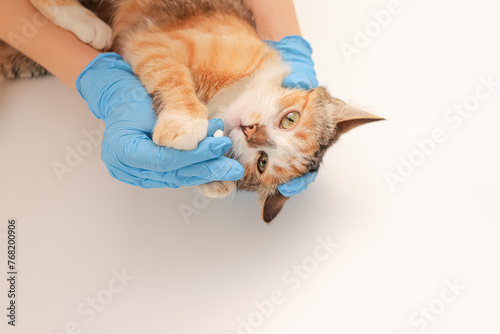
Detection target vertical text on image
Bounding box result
[6,218,18,326]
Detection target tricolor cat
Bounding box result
[0,0,383,222]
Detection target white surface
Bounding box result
[1,0,500,333]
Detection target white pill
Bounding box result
[213,129,224,138]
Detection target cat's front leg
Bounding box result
[197,181,236,198]
[128,52,208,150]
[153,102,209,151]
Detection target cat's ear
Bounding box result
[261,191,289,223]
[334,104,385,136]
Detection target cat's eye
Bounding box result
[257,152,268,174]
[280,111,300,129]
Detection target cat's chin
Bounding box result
[223,127,248,164]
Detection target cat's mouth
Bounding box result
[224,128,244,159]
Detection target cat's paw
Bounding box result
[52,5,112,50]
[197,181,236,198]
[153,115,208,150]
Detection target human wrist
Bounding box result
[265,35,312,54]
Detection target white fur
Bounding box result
[48,5,112,50]
[197,181,236,198]
[153,114,208,151]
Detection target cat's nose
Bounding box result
[240,125,257,141]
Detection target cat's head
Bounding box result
[222,63,383,222]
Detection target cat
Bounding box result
[0,0,384,222]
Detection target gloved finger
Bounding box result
[108,154,244,187]
[278,170,318,197]
[283,73,317,90]
[175,156,244,186]
[207,118,225,137]
[105,164,178,189]
[107,134,234,172]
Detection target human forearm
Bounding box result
[0,0,99,90]
[244,0,301,41]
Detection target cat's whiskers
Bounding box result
[227,182,238,214]
[187,148,240,186]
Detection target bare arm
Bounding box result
[0,0,99,91]
[244,0,302,41]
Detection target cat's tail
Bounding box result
[0,40,49,79]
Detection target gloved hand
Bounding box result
[278,171,318,197]
[76,53,244,188]
[266,35,319,90]
[266,35,319,196]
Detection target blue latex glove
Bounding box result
[76,53,244,188]
[266,35,319,196]
[266,35,319,90]
[278,171,318,197]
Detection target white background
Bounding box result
[1,0,499,333]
